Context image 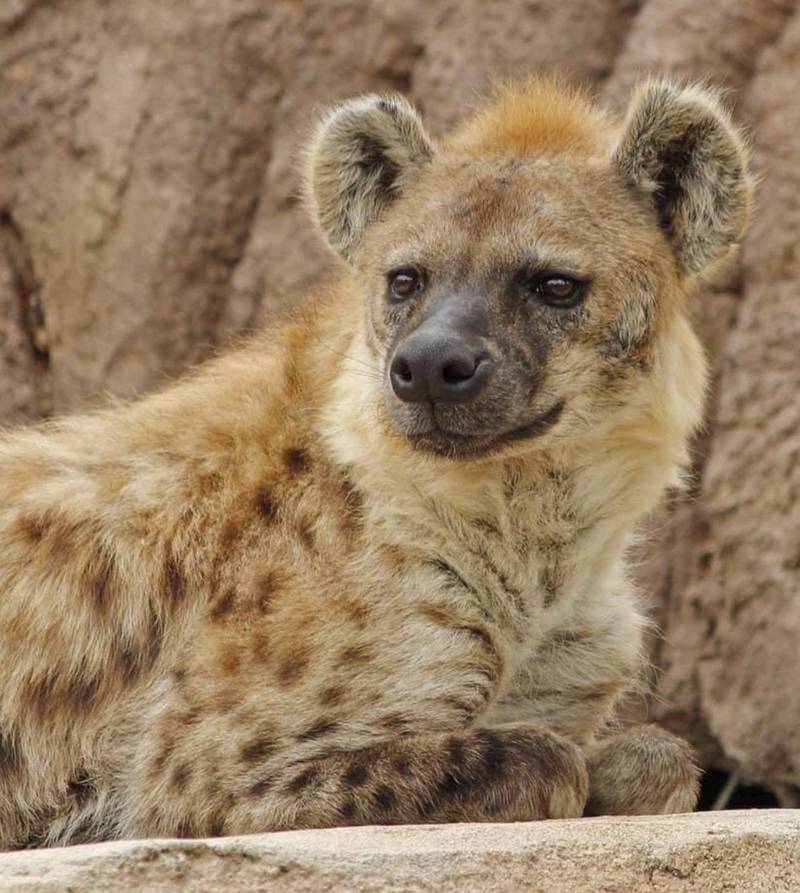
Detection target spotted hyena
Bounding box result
[0,77,751,846]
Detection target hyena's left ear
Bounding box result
[613,80,753,277]
[305,94,435,261]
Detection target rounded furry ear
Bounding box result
[613,80,753,277]
[305,94,435,261]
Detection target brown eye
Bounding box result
[529,273,587,307]
[388,267,424,302]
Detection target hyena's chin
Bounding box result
[393,399,566,460]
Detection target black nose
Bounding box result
[390,335,493,404]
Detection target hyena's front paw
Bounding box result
[447,724,589,822]
[585,724,700,816]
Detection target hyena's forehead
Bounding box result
[373,158,654,279]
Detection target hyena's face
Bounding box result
[355,157,670,458]
[306,83,751,459]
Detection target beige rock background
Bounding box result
[2,811,800,893]
[1,0,799,805]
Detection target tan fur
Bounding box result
[585,725,700,816]
[0,78,751,846]
[445,77,612,158]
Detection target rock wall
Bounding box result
[1,0,799,799]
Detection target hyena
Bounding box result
[0,77,751,846]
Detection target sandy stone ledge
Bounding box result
[1,810,799,892]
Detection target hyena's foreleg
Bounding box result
[198,724,588,836]
[232,724,588,832]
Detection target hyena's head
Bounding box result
[306,78,752,460]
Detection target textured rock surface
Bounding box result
[1,811,799,893]
[1,0,799,797]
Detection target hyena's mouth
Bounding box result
[405,400,565,459]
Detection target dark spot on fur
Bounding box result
[379,712,410,733]
[419,794,438,817]
[297,718,339,742]
[448,736,466,769]
[218,516,245,552]
[26,674,55,718]
[248,775,275,798]
[344,764,369,788]
[283,446,311,475]
[340,798,357,820]
[164,555,185,608]
[378,543,406,572]
[85,546,116,615]
[174,820,193,838]
[540,564,560,608]
[251,631,270,664]
[217,644,240,675]
[240,735,277,764]
[374,784,396,811]
[276,649,309,687]
[286,767,318,793]
[342,599,369,627]
[477,731,507,781]
[318,685,345,708]
[16,515,46,545]
[144,613,163,670]
[116,646,140,685]
[428,559,472,593]
[336,643,374,668]
[297,519,316,551]
[475,516,503,539]
[208,816,225,837]
[210,589,236,620]
[464,623,499,656]
[148,746,170,783]
[171,763,191,793]
[488,563,524,604]
[176,708,200,727]
[392,755,411,777]
[0,727,20,774]
[172,667,187,687]
[436,766,467,798]
[67,674,102,712]
[256,487,278,523]
[339,476,363,510]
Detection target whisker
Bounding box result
[315,337,384,378]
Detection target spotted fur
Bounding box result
[0,77,750,846]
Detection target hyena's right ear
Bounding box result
[305,95,435,261]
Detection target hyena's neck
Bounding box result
[318,330,687,605]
